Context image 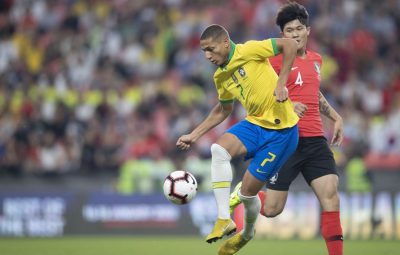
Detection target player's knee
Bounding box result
[263,204,284,218]
[211,143,232,162]
[326,187,340,202]
[321,191,340,211]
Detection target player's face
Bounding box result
[200,36,230,66]
[281,19,310,52]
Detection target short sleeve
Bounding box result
[241,39,279,60]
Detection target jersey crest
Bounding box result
[314,62,321,74]
[238,66,246,78]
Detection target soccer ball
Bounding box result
[163,170,198,205]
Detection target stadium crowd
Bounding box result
[0,0,399,193]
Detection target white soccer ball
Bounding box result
[163,170,198,205]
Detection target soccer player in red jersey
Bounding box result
[230,2,344,255]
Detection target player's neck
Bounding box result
[220,40,235,68]
[297,48,307,59]
[221,56,229,66]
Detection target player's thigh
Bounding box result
[216,132,247,158]
[264,189,288,217]
[301,136,337,186]
[310,174,340,211]
[218,120,260,158]
[248,125,299,182]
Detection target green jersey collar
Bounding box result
[220,40,236,70]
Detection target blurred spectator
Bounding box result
[345,143,372,193]
[0,0,398,193]
[37,130,68,175]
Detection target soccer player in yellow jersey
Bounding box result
[176,24,298,255]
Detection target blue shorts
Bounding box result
[227,120,299,182]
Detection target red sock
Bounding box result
[258,190,266,216]
[233,204,244,232]
[321,211,343,255]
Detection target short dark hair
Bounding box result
[200,24,229,41]
[276,2,309,31]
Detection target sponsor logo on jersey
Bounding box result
[231,73,239,84]
[256,168,267,174]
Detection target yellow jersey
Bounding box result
[213,39,298,130]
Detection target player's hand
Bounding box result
[331,117,344,146]
[176,134,195,150]
[274,84,288,102]
[293,102,308,118]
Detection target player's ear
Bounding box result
[223,36,230,48]
[306,26,311,36]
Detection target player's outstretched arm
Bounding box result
[274,38,297,102]
[176,102,233,150]
[318,91,343,146]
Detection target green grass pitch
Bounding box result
[0,236,399,255]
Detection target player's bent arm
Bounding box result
[273,38,297,102]
[274,38,297,85]
[319,91,344,146]
[318,91,342,122]
[189,102,233,142]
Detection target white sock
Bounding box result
[238,190,260,240]
[211,143,233,219]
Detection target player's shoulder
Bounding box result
[307,50,322,61]
[242,39,268,45]
[241,39,274,50]
[239,40,258,53]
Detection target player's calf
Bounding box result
[262,196,284,218]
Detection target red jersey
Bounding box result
[269,50,324,137]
